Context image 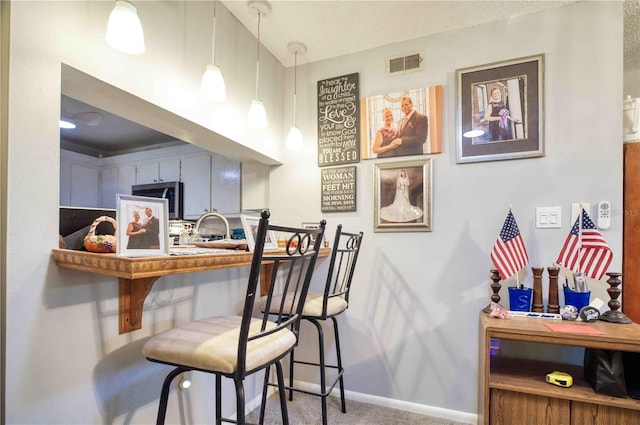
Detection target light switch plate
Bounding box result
[536,206,562,228]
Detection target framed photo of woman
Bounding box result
[373,158,432,233]
[456,54,544,163]
[116,195,169,257]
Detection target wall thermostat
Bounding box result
[597,201,611,230]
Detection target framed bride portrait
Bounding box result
[373,158,432,233]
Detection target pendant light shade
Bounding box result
[200,1,226,102]
[201,65,226,102]
[286,41,307,150]
[248,99,268,129]
[247,1,270,129]
[286,126,303,150]
[105,0,145,55]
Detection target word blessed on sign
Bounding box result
[317,73,360,167]
[321,166,356,212]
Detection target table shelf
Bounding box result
[52,248,330,334]
[479,312,640,425]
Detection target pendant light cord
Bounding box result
[211,0,217,64]
[293,50,298,126]
[255,12,262,100]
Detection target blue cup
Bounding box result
[508,287,533,312]
[564,288,591,311]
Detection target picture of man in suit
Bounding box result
[141,207,160,249]
[389,95,429,157]
[361,86,443,159]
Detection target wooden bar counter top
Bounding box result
[52,248,330,334]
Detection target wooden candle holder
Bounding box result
[547,266,560,314]
[531,266,544,312]
[483,269,503,313]
[600,272,632,324]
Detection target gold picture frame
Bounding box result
[373,158,432,233]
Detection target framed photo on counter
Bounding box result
[241,215,278,252]
[116,194,169,257]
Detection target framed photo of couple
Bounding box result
[373,158,432,233]
[116,195,169,257]
[360,85,443,160]
[456,54,544,163]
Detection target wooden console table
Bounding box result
[479,312,640,425]
[52,248,329,334]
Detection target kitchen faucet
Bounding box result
[193,211,231,241]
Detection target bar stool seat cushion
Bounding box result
[303,293,348,317]
[143,316,296,374]
[263,293,348,318]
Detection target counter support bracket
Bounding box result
[119,276,160,334]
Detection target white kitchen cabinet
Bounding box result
[60,160,71,206]
[100,167,118,209]
[136,158,181,184]
[60,151,100,208]
[100,164,136,208]
[180,153,241,219]
[181,154,211,219]
[69,163,99,207]
[241,161,270,210]
[211,154,240,214]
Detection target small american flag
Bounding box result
[556,208,612,280]
[491,211,529,280]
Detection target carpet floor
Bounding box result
[246,392,473,425]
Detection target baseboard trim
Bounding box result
[290,380,477,424]
[244,380,477,424]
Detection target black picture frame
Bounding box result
[456,54,544,163]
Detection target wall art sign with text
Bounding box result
[321,166,357,212]
[317,73,360,167]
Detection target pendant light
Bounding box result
[286,42,307,150]
[247,1,270,129]
[105,0,146,55]
[200,1,226,102]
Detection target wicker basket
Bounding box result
[84,216,117,253]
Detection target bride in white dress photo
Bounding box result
[380,169,423,223]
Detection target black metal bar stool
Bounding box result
[263,225,363,425]
[142,210,326,425]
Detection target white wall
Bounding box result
[4,1,282,423]
[270,0,623,415]
[2,0,623,423]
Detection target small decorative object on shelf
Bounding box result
[84,216,117,253]
[547,266,560,314]
[600,272,632,324]
[482,269,503,313]
[532,266,544,312]
[560,305,578,321]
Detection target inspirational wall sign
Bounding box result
[317,73,360,167]
[321,166,356,212]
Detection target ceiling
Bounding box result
[63,0,637,157]
[60,95,185,157]
[221,0,577,68]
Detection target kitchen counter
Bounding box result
[52,247,330,334]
